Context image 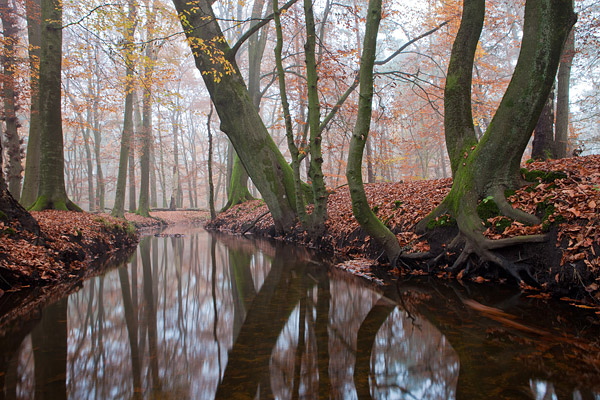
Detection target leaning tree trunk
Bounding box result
[172,0,298,233]
[442,0,483,177]
[111,0,137,218]
[416,0,576,281]
[20,0,42,208]
[346,0,403,264]
[30,0,80,211]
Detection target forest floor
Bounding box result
[209,155,600,308]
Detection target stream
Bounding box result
[0,225,599,399]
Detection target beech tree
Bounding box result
[414,0,576,280]
[220,0,265,212]
[112,0,137,218]
[345,0,403,264]
[0,0,23,201]
[20,0,42,208]
[172,0,300,232]
[137,0,159,218]
[30,0,79,211]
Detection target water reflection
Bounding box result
[0,226,599,399]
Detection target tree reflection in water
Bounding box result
[0,226,599,399]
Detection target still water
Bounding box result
[1,226,599,399]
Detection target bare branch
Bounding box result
[375,20,450,66]
[228,0,300,59]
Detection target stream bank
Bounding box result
[0,209,210,293]
[208,155,600,307]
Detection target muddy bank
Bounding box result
[208,155,600,305]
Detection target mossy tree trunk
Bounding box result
[172,0,298,233]
[20,0,42,208]
[442,0,483,177]
[29,0,80,212]
[1,0,24,201]
[346,0,403,264]
[274,0,307,225]
[303,0,328,232]
[221,153,254,212]
[416,0,576,281]
[111,0,137,218]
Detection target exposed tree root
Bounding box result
[407,182,549,285]
[491,186,540,225]
[439,226,548,286]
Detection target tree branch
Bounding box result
[375,20,450,66]
[228,0,299,59]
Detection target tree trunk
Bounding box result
[346,0,402,264]
[111,0,137,218]
[66,90,96,211]
[443,0,483,177]
[169,107,183,210]
[304,0,328,231]
[1,0,23,201]
[172,0,298,233]
[130,91,140,212]
[30,0,79,211]
[92,64,105,211]
[157,113,167,208]
[207,104,216,219]
[221,0,266,212]
[416,0,576,281]
[83,110,95,211]
[274,0,307,225]
[221,153,254,211]
[531,84,555,160]
[0,160,39,234]
[137,0,157,217]
[21,0,42,208]
[366,136,375,184]
[150,141,157,208]
[554,22,574,158]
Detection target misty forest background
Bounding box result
[1,0,599,213]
